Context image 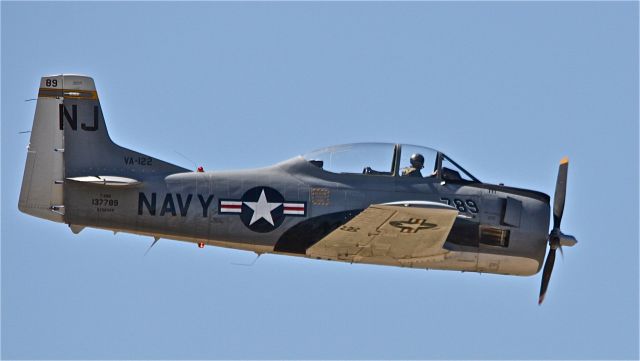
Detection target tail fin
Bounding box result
[18,74,187,222]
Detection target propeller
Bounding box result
[538,157,578,305]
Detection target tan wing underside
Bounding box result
[307,201,458,266]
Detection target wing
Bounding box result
[306,201,459,266]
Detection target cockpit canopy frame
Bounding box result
[303,142,480,183]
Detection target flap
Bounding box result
[66,175,141,187]
[307,201,458,265]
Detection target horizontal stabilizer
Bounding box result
[66,175,141,187]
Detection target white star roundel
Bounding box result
[244,189,281,226]
[218,186,306,233]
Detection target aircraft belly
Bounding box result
[477,252,540,276]
[318,249,538,276]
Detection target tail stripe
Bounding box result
[38,88,98,100]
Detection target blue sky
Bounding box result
[1,2,638,359]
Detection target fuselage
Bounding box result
[62,156,550,276]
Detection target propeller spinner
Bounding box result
[538,157,578,304]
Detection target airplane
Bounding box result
[19,74,578,304]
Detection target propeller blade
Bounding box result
[538,247,557,305]
[553,157,569,230]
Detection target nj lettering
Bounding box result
[59,104,99,131]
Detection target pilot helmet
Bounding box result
[410,153,425,169]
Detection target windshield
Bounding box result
[303,143,396,175]
[441,154,480,182]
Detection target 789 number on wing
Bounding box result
[440,198,479,213]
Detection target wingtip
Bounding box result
[560,156,569,165]
[538,294,545,305]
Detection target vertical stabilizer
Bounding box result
[18,74,188,223]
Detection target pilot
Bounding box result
[401,153,424,177]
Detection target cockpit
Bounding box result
[303,143,480,183]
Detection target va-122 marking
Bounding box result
[124,156,153,166]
